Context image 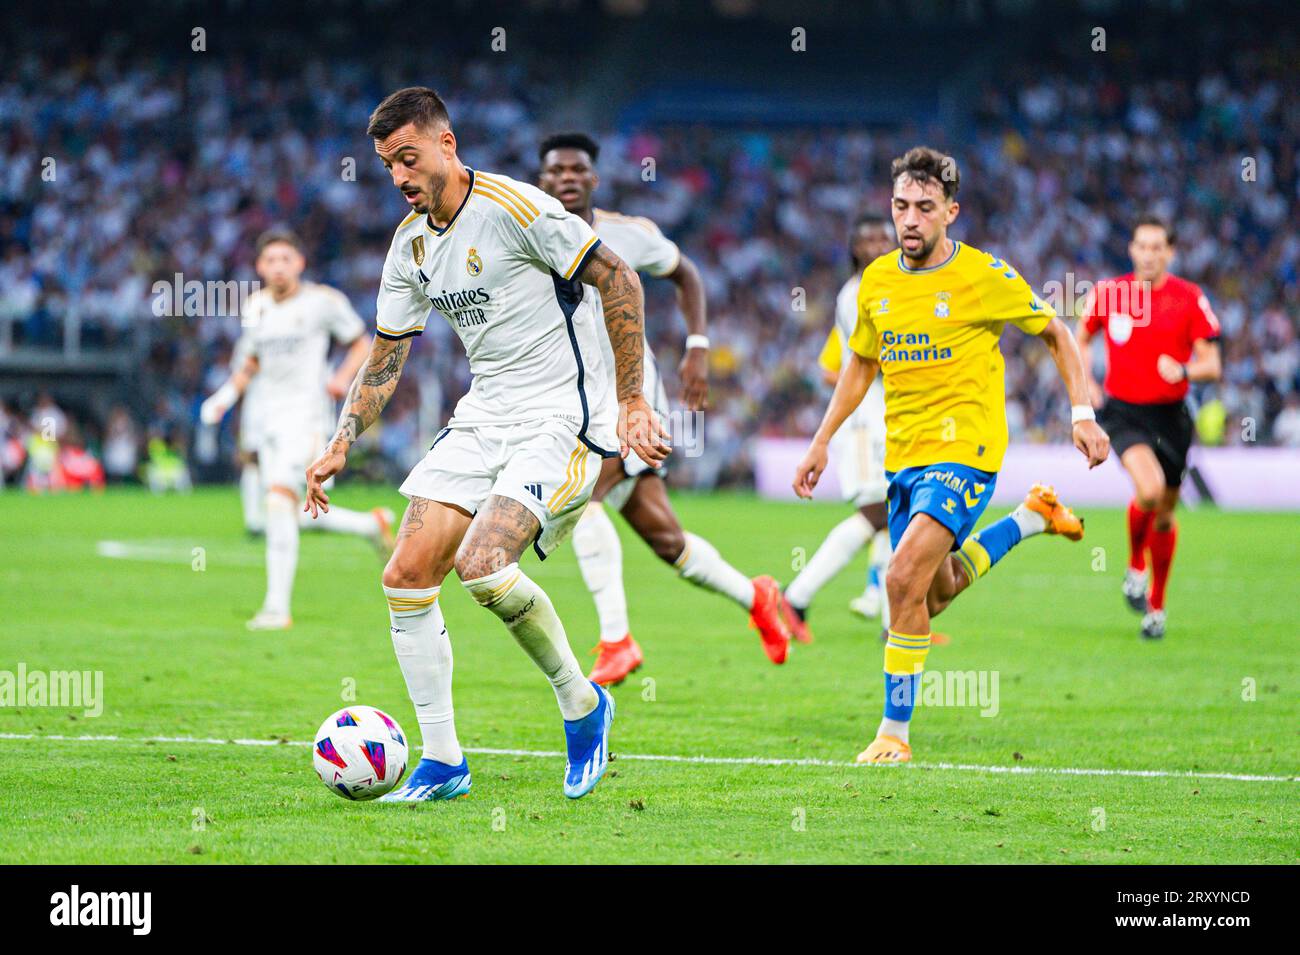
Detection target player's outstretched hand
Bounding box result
[1073,420,1110,469]
[304,443,348,517]
[620,394,672,467]
[198,395,228,426]
[792,441,829,499]
[678,348,709,411]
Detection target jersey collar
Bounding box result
[897,240,961,274]
[426,168,476,237]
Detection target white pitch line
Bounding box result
[0,733,1294,784]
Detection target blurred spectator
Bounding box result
[102,405,140,482]
[1272,395,1300,447]
[0,16,1296,487]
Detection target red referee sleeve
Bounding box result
[1190,286,1221,341]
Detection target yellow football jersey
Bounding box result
[847,241,1054,472]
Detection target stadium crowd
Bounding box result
[1,36,1297,491]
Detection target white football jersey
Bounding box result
[591,209,680,278]
[835,275,886,430]
[237,281,365,438]
[376,169,617,455]
[590,208,681,407]
[231,333,263,451]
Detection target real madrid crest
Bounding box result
[466,246,483,276]
[934,290,951,318]
[411,235,425,267]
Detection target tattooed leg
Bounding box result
[382,496,472,590]
[454,495,540,580]
[457,495,596,720]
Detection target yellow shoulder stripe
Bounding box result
[477,173,540,218]
[399,210,421,228]
[472,188,530,228]
[564,236,600,279]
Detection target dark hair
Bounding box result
[849,212,890,268]
[255,227,304,256]
[367,86,451,140]
[538,132,600,165]
[1133,214,1176,245]
[890,146,960,200]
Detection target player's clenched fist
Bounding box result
[304,443,348,517]
[620,394,671,467]
[1073,420,1110,469]
[792,440,829,499]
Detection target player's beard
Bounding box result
[403,169,446,216]
[900,231,938,265]
[419,170,447,216]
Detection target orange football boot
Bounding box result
[588,634,643,686]
[372,507,396,557]
[749,576,792,664]
[1024,483,1084,541]
[778,591,814,644]
[856,734,911,764]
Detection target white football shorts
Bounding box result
[832,421,887,507]
[258,427,323,494]
[400,419,604,559]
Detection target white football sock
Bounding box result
[384,585,461,765]
[869,528,891,581]
[871,529,892,632]
[263,492,299,616]
[880,574,892,630]
[674,531,755,609]
[877,716,910,744]
[1011,502,1048,539]
[572,503,630,643]
[463,564,597,720]
[240,463,264,533]
[306,504,378,537]
[784,511,874,609]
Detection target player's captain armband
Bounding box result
[1071,405,1097,424]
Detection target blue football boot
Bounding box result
[563,682,615,799]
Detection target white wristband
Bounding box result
[685,334,710,351]
[1071,404,1096,424]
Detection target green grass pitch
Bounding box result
[0,485,1295,864]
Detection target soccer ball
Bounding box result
[313,705,409,800]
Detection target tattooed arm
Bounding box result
[578,244,670,465]
[303,334,411,516]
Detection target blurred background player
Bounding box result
[782,213,894,642]
[538,133,795,683]
[201,229,395,630]
[1076,216,1222,640]
[794,147,1109,764]
[231,332,265,534]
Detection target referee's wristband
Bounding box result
[1071,404,1097,424]
[684,334,710,351]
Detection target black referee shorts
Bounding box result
[1098,397,1195,487]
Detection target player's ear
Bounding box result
[946,200,960,225]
